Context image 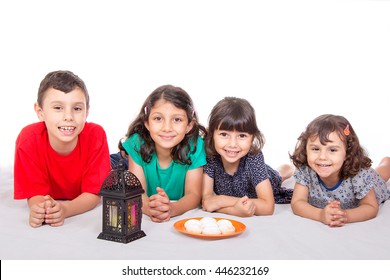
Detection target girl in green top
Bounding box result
[118,85,207,223]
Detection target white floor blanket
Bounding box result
[1,166,389,260]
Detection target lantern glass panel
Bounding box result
[109,203,118,227]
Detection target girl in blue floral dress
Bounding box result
[290,114,390,227]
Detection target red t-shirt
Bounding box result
[14,122,111,200]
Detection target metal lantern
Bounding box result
[97,162,146,243]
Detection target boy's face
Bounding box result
[35,87,88,155]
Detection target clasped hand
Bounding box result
[148,187,171,223]
[29,195,65,227]
[322,200,347,227]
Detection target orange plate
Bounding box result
[173,217,246,239]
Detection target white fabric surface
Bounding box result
[1,166,389,260]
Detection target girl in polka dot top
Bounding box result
[202,97,294,217]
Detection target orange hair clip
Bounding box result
[344,124,350,136]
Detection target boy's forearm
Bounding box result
[61,192,100,218]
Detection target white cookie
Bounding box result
[202,225,222,235]
[219,224,235,234]
[217,219,233,227]
[186,224,202,234]
[184,219,201,229]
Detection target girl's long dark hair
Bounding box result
[119,85,206,165]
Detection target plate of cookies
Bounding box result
[173,217,246,239]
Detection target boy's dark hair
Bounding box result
[119,84,206,165]
[205,97,264,157]
[290,114,372,179]
[37,70,90,109]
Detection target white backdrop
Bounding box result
[1,0,389,169]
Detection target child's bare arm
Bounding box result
[202,173,238,212]
[214,196,256,217]
[291,183,325,222]
[291,183,348,226]
[252,179,275,216]
[45,193,100,227]
[169,167,203,218]
[344,188,379,223]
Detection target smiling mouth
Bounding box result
[316,164,331,167]
[59,126,76,133]
[160,135,175,141]
[224,149,240,155]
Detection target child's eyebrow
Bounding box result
[47,101,86,109]
[72,102,86,106]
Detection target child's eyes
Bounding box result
[52,106,83,111]
[219,132,228,137]
[330,148,338,152]
[173,117,183,123]
[238,134,248,139]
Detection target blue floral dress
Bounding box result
[294,165,390,209]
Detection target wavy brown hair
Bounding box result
[290,114,371,179]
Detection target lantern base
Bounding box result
[97,230,146,244]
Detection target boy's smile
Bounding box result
[35,87,88,155]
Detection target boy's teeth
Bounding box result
[60,126,74,131]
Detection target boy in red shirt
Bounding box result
[14,70,111,227]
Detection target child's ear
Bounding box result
[186,120,195,134]
[144,120,150,132]
[34,102,45,121]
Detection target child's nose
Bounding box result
[63,110,73,121]
[319,150,327,159]
[162,120,172,131]
[228,137,237,147]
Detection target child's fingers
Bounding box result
[29,218,44,228]
[156,187,168,197]
[48,220,65,227]
[29,208,45,227]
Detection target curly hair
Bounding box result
[119,84,206,165]
[290,114,372,179]
[205,97,264,157]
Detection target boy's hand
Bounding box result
[29,201,47,228]
[43,195,65,227]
